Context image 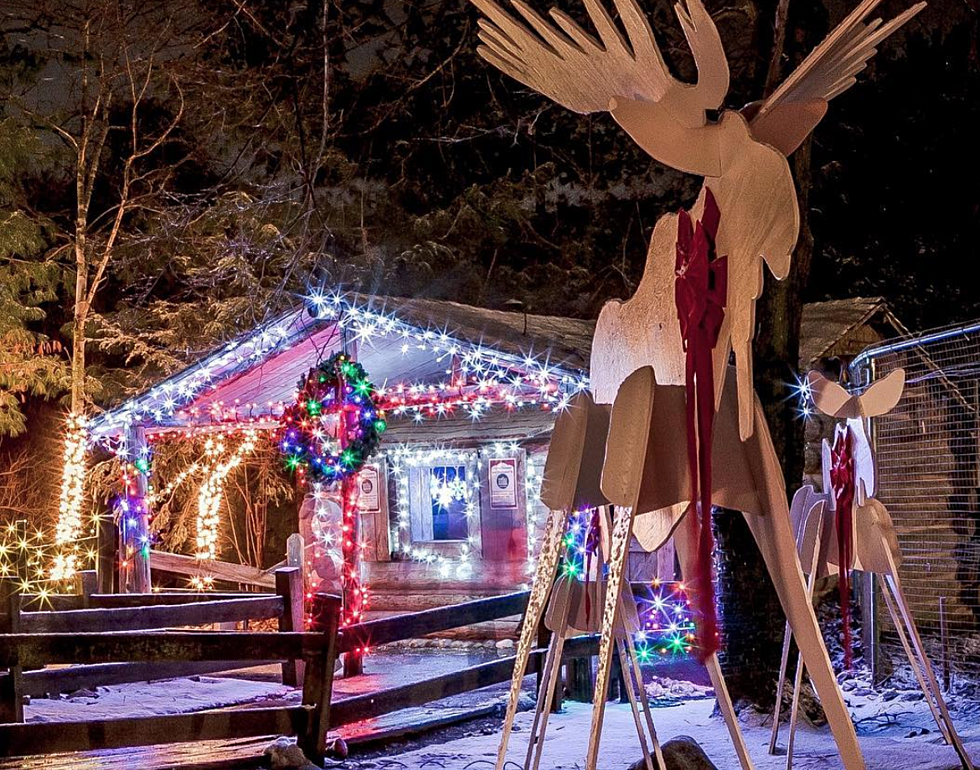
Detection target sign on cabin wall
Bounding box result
[358,461,389,562]
[489,458,518,509]
[358,465,382,513]
[480,452,528,565]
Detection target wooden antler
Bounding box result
[473,0,728,127]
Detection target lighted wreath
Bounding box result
[277,352,387,484]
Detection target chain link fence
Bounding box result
[851,320,980,681]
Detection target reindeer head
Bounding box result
[807,368,905,504]
[472,0,730,176]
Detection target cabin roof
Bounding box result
[799,296,908,366]
[87,291,593,440]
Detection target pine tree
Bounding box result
[0,120,67,436]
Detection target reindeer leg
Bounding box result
[626,630,667,770]
[784,506,825,770]
[769,620,794,754]
[585,506,634,770]
[879,575,950,745]
[883,549,974,770]
[528,628,568,770]
[771,496,817,755]
[743,508,865,770]
[523,615,566,770]
[496,506,567,770]
[674,513,756,770]
[617,638,655,770]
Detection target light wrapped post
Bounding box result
[118,425,151,593]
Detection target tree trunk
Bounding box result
[71,178,88,415]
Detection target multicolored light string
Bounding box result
[558,509,697,662]
[85,291,589,442]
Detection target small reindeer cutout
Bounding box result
[768,369,974,770]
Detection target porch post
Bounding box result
[120,424,152,593]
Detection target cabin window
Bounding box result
[408,463,474,542]
[429,466,470,540]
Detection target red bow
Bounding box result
[830,425,856,669]
[675,188,727,662]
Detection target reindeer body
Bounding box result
[591,112,799,437]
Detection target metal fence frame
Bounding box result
[850,318,980,683]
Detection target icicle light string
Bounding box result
[385,441,544,581]
[86,291,589,442]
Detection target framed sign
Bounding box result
[358,465,382,512]
[489,458,518,509]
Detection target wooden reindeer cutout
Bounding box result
[767,369,975,770]
[469,1,925,768]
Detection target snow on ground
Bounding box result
[19,650,980,770]
[24,675,289,722]
[344,683,980,770]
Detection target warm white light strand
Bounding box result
[195,430,258,561]
[51,414,89,581]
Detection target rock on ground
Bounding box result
[627,736,719,770]
[264,737,319,770]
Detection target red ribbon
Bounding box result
[583,507,602,622]
[830,425,856,669]
[675,188,727,662]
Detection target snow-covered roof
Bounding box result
[87,292,900,443]
[87,291,593,442]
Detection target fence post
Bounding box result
[76,570,98,609]
[0,593,24,722]
[860,572,881,684]
[276,566,305,687]
[565,656,595,702]
[300,593,342,764]
[97,513,118,594]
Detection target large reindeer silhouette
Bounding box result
[469,1,925,769]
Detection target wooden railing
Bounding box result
[148,549,278,589]
[0,566,305,720]
[0,589,599,764]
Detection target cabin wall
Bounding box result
[359,440,551,640]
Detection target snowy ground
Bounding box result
[14,649,980,770]
[343,691,979,770]
[25,675,290,722]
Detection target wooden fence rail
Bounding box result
[0,589,549,764]
[0,566,304,710]
[19,596,284,634]
[337,590,530,653]
[149,550,277,589]
[0,637,600,759]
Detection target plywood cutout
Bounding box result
[470,1,926,768]
[771,369,973,769]
[474,0,924,439]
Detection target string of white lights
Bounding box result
[86,291,589,441]
[385,441,545,582]
[51,414,89,582]
[195,430,259,561]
